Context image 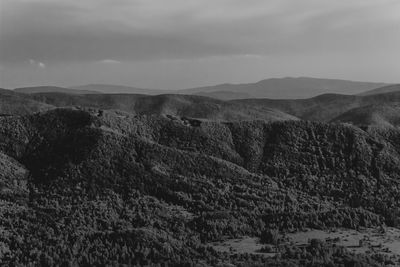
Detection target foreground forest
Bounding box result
[0,105,399,266]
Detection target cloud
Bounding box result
[99,59,121,64]
[29,59,46,68]
[0,0,399,88]
[1,0,399,65]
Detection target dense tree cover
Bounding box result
[0,108,399,265]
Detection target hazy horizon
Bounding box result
[1,0,400,90]
[1,76,394,91]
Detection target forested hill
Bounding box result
[0,108,399,265]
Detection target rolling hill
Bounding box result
[193,90,251,100]
[29,93,298,122]
[8,86,400,124]
[234,91,400,122]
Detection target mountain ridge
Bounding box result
[180,77,388,99]
[14,86,102,95]
[17,77,390,99]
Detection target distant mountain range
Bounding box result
[12,77,393,99]
[180,77,388,99]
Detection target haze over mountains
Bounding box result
[181,77,388,99]
[13,77,391,100]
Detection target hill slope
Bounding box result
[331,103,400,128]
[70,84,168,95]
[234,91,400,122]
[0,88,54,115]
[359,84,400,96]
[193,90,251,100]
[11,88,400,123]
[0,108,399,265]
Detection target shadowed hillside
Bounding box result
[0,108,399,265]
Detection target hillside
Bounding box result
[70,84,168,95]
[359,84,400,96]
[0,108,399,265]
[234,91,400,122]
[0,88,54,115]
[181,77,387,99]
[331,103,400,128]
[11,88,400,123]
[14,86,101,94]
[30,93,298,122]
[194,90,251,100]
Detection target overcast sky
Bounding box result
[0,0,399,89]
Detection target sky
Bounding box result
[0,0,399,89]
